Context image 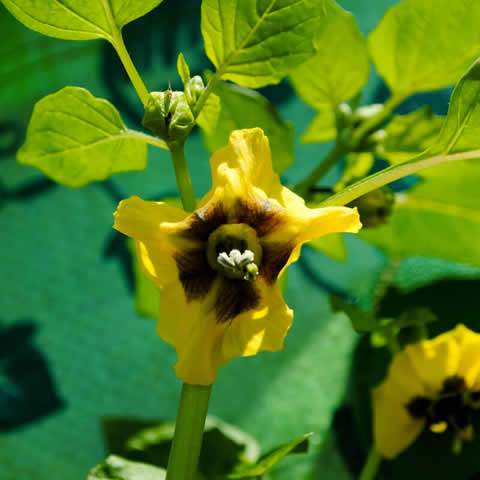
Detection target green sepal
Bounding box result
[177,53,191,86]
[142,91,195,147]
[228,432,313,478]
[87,455,166,480]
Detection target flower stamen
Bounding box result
[217,249,259,281]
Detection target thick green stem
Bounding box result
[320,149,480,207]
[166,383,212,480]
[294,143,346,198]
[169,143,197,212]
[359,447,382,480]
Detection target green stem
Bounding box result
[193,70,223,118]
[104,0,150,107]
[166,383,212,480]
[320,149,480,207]
[125,129,169,150]
[359,447,382,480]
[294,142,346,198]
[169,143,197,212]
[352,93,406,146]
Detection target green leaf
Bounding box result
[177,53,191,86]
[300,109,336,144]
[368,0,480,95]
[378,107,444,165]
[430,59,480,155]
[88,455,166,480]
[289,0,369,110]
[360,60,480,267]
[1,0,164,40]
[17,87,148,188]
[329,294,376,332]
[228,432,312,478]
[201,0,323,88]
[197,81,294,174]
[308,233,347,262]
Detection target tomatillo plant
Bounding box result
[6,0,480,479]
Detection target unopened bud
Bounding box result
[185,75,205,109]
[349,186,395,228]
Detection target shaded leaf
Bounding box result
[201,0,323,88]
[88,455,166,480]
[368,0,480,95]
[300,109,336,144]
[17,87,148,187]
[290,0,369,110]
[197,81,294,174]
[228,432,312,478]
[1,0,164,41]
[378,107,444,165]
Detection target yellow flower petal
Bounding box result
[221,280,293,363]
[373,382,425,459]
[114,196,188,247]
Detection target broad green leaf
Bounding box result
[201,0,323,88]
[197,81,294,174]
[228,432,312,478]
[378,107,444,165]
[289,0,369,110]
[359,160,480,267]
[177,53,191,86]
[308,233,347,262]
[330,294,376,332]
[1,0,164,40]
[431,59,480,155]
[300,109,336,144]
[18,87,148,187]
[88,455,166,480]
[368,0,480,95]
[360,60,480,266]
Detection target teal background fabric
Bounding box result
[2,1,480,478]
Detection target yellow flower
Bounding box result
[113,128,361,385]
[373,324,480,459]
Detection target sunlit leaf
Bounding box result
[1,0,164,40]
[17,87,148,187]
[308,233,347,262]
[88,455,166,480]
[378,107,444,165]
[430,59,480,155]
[300,109,336,144]
[201,0,323,88]
[228,432,313,478]
[197,81,294,174]
[290,0,369,110]
[369,0,480,95]
[177,53,191,86]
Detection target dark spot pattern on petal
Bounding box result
[407,396,432,419]
[174,247,217,301]
[182,202,228,241]
[260,242,295,284]
[214,278,261,324]
[234,198,286,237]
[441,375,466,394]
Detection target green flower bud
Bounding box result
[185,75,205,109]
[349,186,395,228]
[142,90,195,146]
